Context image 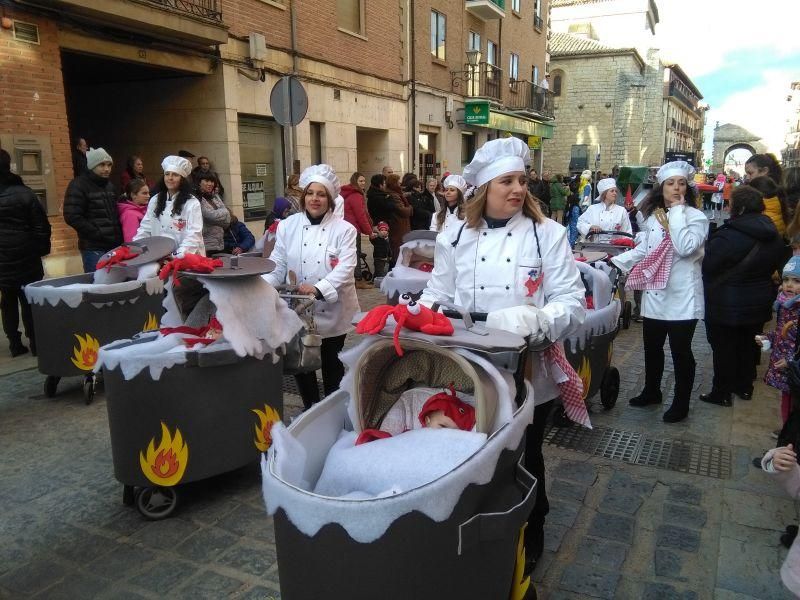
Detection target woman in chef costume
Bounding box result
[429,173,467,233]
[263,164,359,409]
[577,177,633,238]
[420,137,586,572]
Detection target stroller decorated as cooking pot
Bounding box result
[379,230,438,304]
[262,304,541,600]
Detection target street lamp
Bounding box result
[451,49,483,92]
[465,49,481,67]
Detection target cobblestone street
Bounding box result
[0,286,796,599]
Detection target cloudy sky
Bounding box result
[653,0,800,159]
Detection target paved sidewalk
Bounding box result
[0,287,796,599]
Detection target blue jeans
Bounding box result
[81,249,105,273]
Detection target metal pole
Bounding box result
[288,0,299,174]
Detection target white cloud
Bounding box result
[702,68,797,157]
[655,0,800,81]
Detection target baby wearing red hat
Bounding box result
[356,384,475,445]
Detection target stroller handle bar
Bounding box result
[431,301,489,336]
[585,230,635,239]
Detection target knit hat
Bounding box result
[418,385,475,431]
[784,256,800,279]
[443,174,468,194]
[657,161,695,185]
[86,147,113,170]
[299,164,341,200]
[271,196,291,219]
[161,155,193,179]
[463,137,529,188]
[595,178,618,203]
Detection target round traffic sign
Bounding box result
[269,76,309,127]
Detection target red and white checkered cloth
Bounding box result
[625,234,674,291]
[543,344,591,429]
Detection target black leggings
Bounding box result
[0,285,33,343]
[642,318,698,413]
[524,399,554,558]
[705,320,761,394]
[294,334,347,409]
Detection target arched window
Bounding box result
[552,70,564,96]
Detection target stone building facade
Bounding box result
[784,81,800,169]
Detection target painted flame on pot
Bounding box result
[142,312,159,332]
[510,523,532,600]
[70,333,99,371]
[253,405,281,451]
[139,422,188,486]
[578,357,591,401]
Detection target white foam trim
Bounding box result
[261,382,534,543]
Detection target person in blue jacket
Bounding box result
[223,214,256,255]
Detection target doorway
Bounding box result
[418,132,439,182]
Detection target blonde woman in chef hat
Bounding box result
[430,173,467,233]
[420,136,586,573]
[576,177,633,239]
[263,164,359,409]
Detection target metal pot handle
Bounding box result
[457,459,537,556]
[430,300,489,336]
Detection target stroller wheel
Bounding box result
[600,367,620,409]
[44,375,60,398]
[361,269,373,282]
[82,375,95,405]
[135,486,179,520]
[622,301,632,330]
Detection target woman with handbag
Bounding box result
[702,185,785,407]
[263,164,359,409]
[611,161,708,423]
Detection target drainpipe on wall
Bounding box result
[285,0,299,175]
[410,0,416,176]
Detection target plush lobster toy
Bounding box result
[96,245,139,271]
[158,253,223,285]
[355,293,454,356]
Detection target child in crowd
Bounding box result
[757,256,800,425]
[565,192,582,247]
[117,179,150,242]
[761,443,800,596]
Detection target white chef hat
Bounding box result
[443,174,468,194]
[463,137,530,188]
[161,155,193,179]
[299,164,341,200]
[595,178,618,202]
[656,161,695,185]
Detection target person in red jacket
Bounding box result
[342,172,376,289]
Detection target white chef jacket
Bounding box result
[611,204,707,320]
[429,206,464,233]
[134,193,205,257]
[420,211,586,406]
[263,210,360,338]
[577,203,632,237]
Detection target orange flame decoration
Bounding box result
[510,523,532,600]
[253,404,281,451]
[578,357,591,401]
[70,333,100,371]
[139,422,189,486]
[142,312,159,332]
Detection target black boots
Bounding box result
[9,336,28,358]
[629,390,662,407]
[699,390,732,407]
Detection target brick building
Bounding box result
[1,0,554,274]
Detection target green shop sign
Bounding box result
[464,101,490,125]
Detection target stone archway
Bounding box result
[712,123,767,172]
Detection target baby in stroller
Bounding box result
[356,384,476,444]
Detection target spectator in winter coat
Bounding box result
[191,156,224,198]
[63,147,123,272]
[701,185,785,408]
[0,149,51,357]
[284,174,303,215]
[342,172,376,288]
[408,177,436,230]
[117,179,150,242]
[366,174,393,277]
[223,215,255,255]
[385,173,413,267]
[549,173,568,225]
[749,175,788,239]
[197,173,230,255]
[71,137,87,177]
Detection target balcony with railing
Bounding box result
[465,0,505,21]
[534,14,543,29]
[451,62,503,102]
[36,0,227,46]
[505,80,554,119]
